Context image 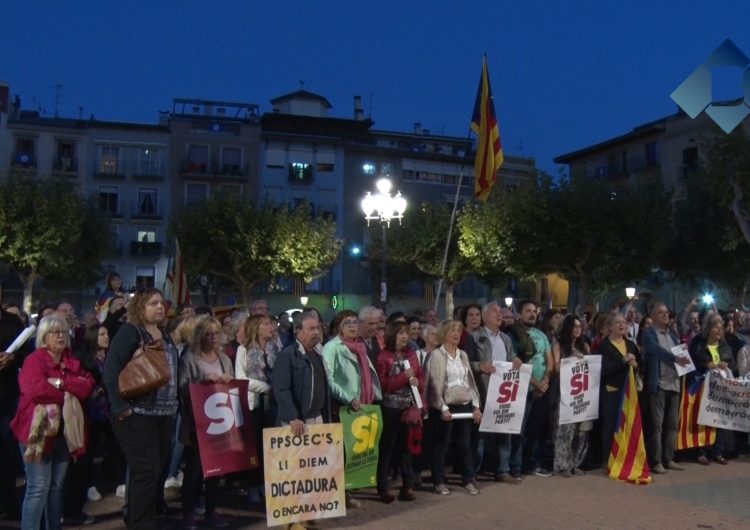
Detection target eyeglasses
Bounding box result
[48,330,67,336]
[342,319,359,326]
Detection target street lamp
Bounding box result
[625,287,636,299]
[504,296,513,308]
[361,177,407,309]
[300,296,309,307]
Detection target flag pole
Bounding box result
[433,132,473,316]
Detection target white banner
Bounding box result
[558,355,601,425]
[479,362,531,434]
[698,369,750,432]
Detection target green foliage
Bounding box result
[0,174,109,309]
[170,196,342,303]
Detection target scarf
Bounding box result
[343,337,375,404]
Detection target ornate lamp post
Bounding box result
[361,178,407,309]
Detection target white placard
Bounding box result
[671,344,696,377]
[5,325,36,354]
[559,355,601,425]
[698,369,750,432]
[479,362,531,434]
[402,359,423,409]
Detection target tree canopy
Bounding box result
[170,195,342,304]
[0,174,110,311]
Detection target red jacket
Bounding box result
[376,348,425,398]
[11,348,95,453]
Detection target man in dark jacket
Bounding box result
[273,312,331,436]
[642,301,691,474]
[0,307,27,520]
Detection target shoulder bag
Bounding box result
[118,327,170,398]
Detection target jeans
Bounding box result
[21,436,69,530]
[475,432,519,475]
[431,404,475,485]
[522,393,550,471]
[649,389,679,465]
[167,413,184,478]
[112,413,174,530]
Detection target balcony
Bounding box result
[93,159,126,179]
[130,241,163,257]
[132,160,166,180]
[52,158,79,177]
[131,200,163,221]
[180,158,248,181]
[180,159,209,176]
[11,152,37,172]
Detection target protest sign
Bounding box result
[559,355,601,425]
[671,344,696,377]
[340,405,382,490]
[698,370,750,432]
[189,380,259,477]
[264,423,346,527]
[479,362,531,434]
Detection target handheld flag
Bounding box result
[165,239,191,306]
[471,55,504,201]
[677,377,716,450]
[608,368,652,484]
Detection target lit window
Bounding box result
[362,163,375,175]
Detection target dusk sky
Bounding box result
[3,1,749,175]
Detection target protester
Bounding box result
[12,315,95,530]
[413,323,438,488]
[234,314,278,504]
[100,272,126,300]
[249,299,269,317]
[599,312,640,466]
[642,301,691,474]
[427,319,482,495]
[322,310,382,507]
[509,300,553,476]
[500,307,515,333]
[406,316,423,351]
[551,315,591,477]
[471,301,522,483]
[102,295,127,340]
[102,287,178,529]
[0,307,27,521]
[358,306,381,365]
[178,316,233,529]
[688,314,734,465]
[375,320,423,503]
[273,312,330,433]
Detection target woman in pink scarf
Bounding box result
[321,310,383,507]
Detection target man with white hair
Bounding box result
[358,305,381,365]
[471,301,523,483]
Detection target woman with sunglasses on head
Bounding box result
[322,309,382,508]
[178,316,233,529]
[102,287,178,529]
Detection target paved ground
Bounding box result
[3,457,750,529]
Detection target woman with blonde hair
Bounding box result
[13,315,95,530]
[178,316,233,529]
[234,314,278,504]
[427,319,482,496]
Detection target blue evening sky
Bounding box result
[2,1,748,175]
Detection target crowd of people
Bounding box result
[1,279,749,529]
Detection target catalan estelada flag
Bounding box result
[608,368,652,484]
[165,238,191,306]
[677,377,716,450]
[470,55,503,202]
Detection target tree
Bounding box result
[367,201,472,315]
[0,175,110,312]
[170,196,342,305]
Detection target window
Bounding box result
[137,148,162,176]
[221,146,242,174]
[362,162,376,175]
[645,142,657,167]
[381,163,394,176]
[135,267,155,289]
[218,183,242,196]
[14,137,36,167]
[316,162,334,172]
[137,230,156,243]
[187,144,209,173]
[683,147,698,178]
[99,186,119,215]
[138,188,158,216]
[55,141,76,171]
[99,146,120,174]
[289,162,313,183]
[185,183,208,206]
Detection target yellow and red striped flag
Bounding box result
[166,238,191,306]
[608,368,652,484]
[471,55,504,202]
[677,377,716,450]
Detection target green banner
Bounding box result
[340,404,382,490]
